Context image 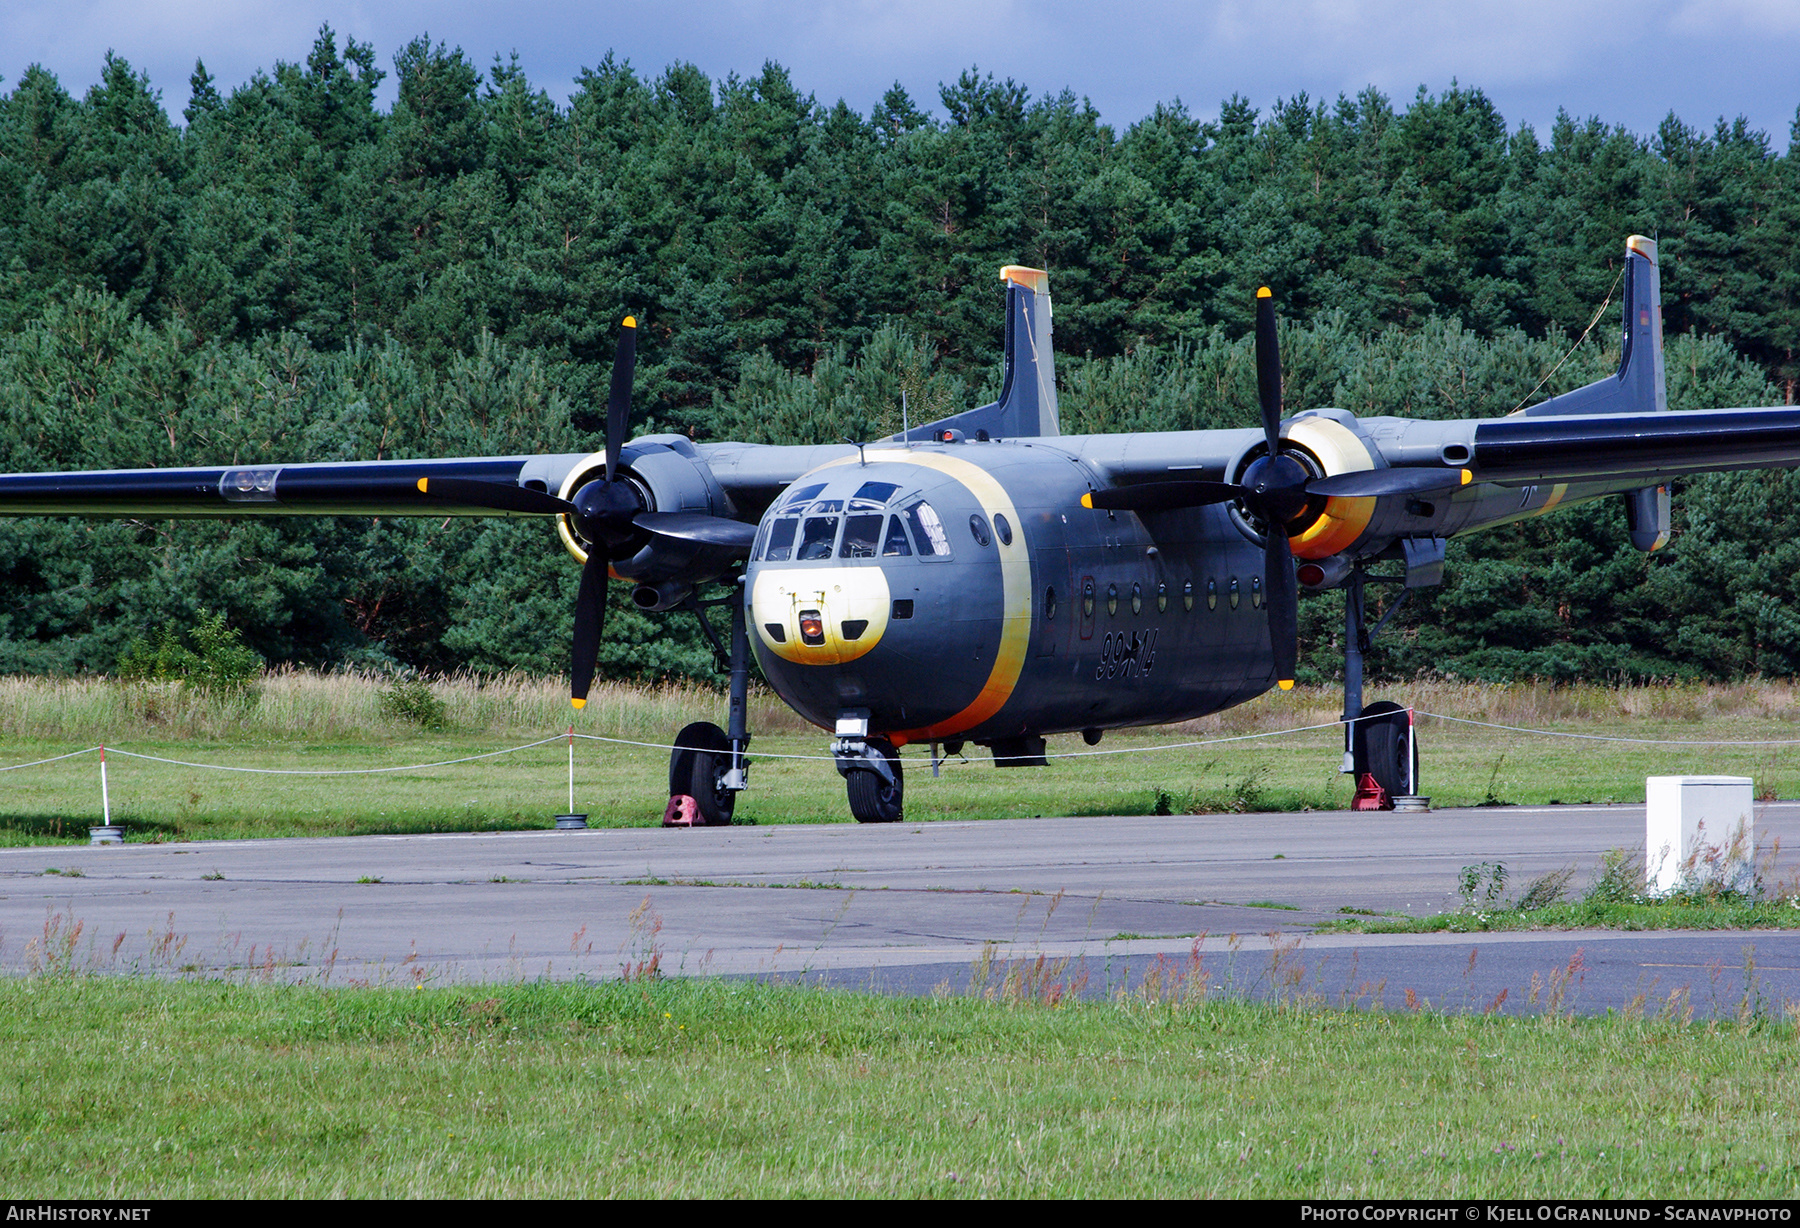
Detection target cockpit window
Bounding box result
[762,517,798,561]
[797,516,840,560]
[839,514,883,558]
[782,484,826,509]
[881,516,912,556]
[850,481,899,510]
[810,499,844,514]
[904,501,952,557]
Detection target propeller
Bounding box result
[1080,289,1474,689]
[415,315,756,709]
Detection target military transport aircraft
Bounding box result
[2,234,1797,824]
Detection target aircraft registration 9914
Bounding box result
[2,235,1797,824]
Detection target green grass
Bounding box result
[1320,900,1800,934]
[5,673,1800,844]
[1,973,1795,1197]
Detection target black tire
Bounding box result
[672,721,736,825]
[1357,703,1417,799]
[846,738,904,823]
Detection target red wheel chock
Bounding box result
[1351,773,1392,812]
[662,795,701,827]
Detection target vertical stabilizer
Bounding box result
[902,266,1060,440]
[1523,234,1666,416]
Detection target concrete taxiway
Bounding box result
[2,803,1796,1015]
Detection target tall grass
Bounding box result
[0,669,815,743]
[1178,677,1800,734]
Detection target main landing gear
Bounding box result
[1341,563,1421,811]
[663,580,751,827]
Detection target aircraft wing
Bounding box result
[0,456,566,518]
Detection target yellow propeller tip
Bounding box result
[1278,679,1295,691]
[416,478,428,493]
[1460,468,1473,485]
[1080,493,1094,509]
[622,315,637,329]
[1256,286,1272,299]
[570,697,586,710]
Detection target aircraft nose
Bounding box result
[750,565,893,665]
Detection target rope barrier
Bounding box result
[0,746,100,772]
[3,709,1797,781]
[102,734,568,775]
[1416,710,1800,747]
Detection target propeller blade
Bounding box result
[634,511,760,552]
[1264,528,1298,691]
[415,476,574,516]
[1082,481,1245,513]
[570,549,608,709]
[1255,287,1282,455]
[1306,467,1473,499]
[605,318,637,484]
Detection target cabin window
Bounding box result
[993,513,1013,546]
[798,516,839,561]
[839,514,883,558]
[1106,583,1119,617]
[969,514,992,547]
[1131,582,1142,615]
[1229,578,1241,610]
[1156,581,1168,613]
[881,516,912,556]
[1251,576,1264,608]
[1044,586,1057,620]
[905,502,952,557]
[851,481,899,508]
[892,599,914,619]
[1082,579,1096,619]
[763,517,798,561]
[1205,579,1216,611]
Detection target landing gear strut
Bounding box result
[1341,563,1419,811]
[664,580,751,827]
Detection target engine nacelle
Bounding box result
[555,434,741,586]
[1226,409,1381,560]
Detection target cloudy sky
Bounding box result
[5,0,1799,141]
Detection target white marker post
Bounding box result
[556,724,588,830]
[89,745,123,845]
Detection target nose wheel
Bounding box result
[838,737,904,823]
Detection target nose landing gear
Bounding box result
[833,728,904,823]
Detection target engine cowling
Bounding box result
[1227,411,1380,562]
[555,435,741,591]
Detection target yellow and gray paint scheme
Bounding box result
[3,239,1799,778]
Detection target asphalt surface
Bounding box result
[3,802,1797,1016]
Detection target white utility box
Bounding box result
[1645,776,1754,896]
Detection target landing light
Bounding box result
[799,611,826,646]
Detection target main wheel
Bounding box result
[671,721,736,825]
[845,738,904,823]
[1356,702,1417,798]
